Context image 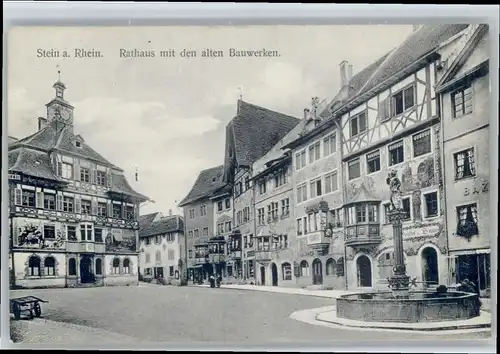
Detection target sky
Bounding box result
[7,25,414,216]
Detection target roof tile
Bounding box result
[178,165,225,207]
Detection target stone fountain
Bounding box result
[335,170,481,323]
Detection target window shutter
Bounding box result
[36,192,44,209]
[91,166,97,184]
[56,194,63,211]
[57,162,63,176]
[121,203,126,219]
[14,188,22,205]
[75,195,81,214]
[91,198,98,215]
[106,169,112,188]
[74,159,81,181]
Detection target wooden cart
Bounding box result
[10,296,48,320]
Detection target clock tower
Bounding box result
[45,79,75,128]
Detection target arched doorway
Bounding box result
[260,266,266,285]
[422,247,439,287]
[271,263,278,286]
[312,258,323,285]
[80,255,94,283]
[356,255,372,287]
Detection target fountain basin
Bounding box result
[336,291,481,323]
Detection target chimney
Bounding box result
[38,117,48,131]
[347,65,353,84]
[169,209,173,217]
[339,61,349,87]
[303,108,310,120]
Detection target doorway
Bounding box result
[260,266,266,285]
[154,266,164,279]
[356,255,372,287]
[422,247,439,287]
[271,263,278,286]
[312,258,323,285]
[456,253,490,295]
[80,255,95,284]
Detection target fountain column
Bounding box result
[388,208,410,297]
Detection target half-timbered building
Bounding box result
[434,24,491,297]
[8,79,148,289]
[321,24,469,290]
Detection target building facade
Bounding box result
[8,80,148,289]
[138,211,185,283]
[435,24,491,296]
[178,165,224,283]
[222,100,301,283]
[321,24,469,290]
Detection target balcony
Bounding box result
[306,230,330,254]
[194,254,209,265]
[344,223,382,247]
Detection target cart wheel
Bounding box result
[13,304,21,320]
[34,302,42,318]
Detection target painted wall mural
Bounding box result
[105,228,137,253]
[16,223,65,249]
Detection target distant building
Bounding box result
[138,211,185,283]
[435,24,491,296]
[178,165,225,283]
[8,79,148,289]
[210,184,234,278]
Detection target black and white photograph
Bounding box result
[4,22,495,348]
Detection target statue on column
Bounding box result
[386,170,403,211]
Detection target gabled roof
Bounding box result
[322,24,470,117]
[178,165,225,207]
[139,215,184,238]
[228,100,301,167]
[139,212,163,227]
[9,147,64,181]
[108,172,149,201]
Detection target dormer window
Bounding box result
[75,141,82,148]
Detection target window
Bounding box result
[62,162,73,179]
[217,201,223,212]
[295,150,306,170]
[95,259,102,275]
[44,256,56,276]
[300,260,310,277]
[402,197,411,220]
[383,203,392,224]
[258,180,267,195]
[281,198,290,217]
[413,129,431,157]
[258,208,265,225]
[308,142,321,163]
[155,251,161,262]
[356,205,366,223]
[168,249,175,260]
[237,211,243,225]
[329,209,343,228]
[63,196,74,212]
[166,233,175,242]
[452,85,473,118]
[28,256,41,276]
[348,158,360,180]
[366,150,381,174]
[297,218,303,236]
[200,205,207,216]
[323,134,336,156]
[193,229,199,238]
[282,263,292,281]
[22,190,35,207]
[96,171,106,186]
[310,178,322,198]
[43,194,56,210]
[188,250,193,258]
[296,184,307,204]
[43,225,56,239]
[350,111,367,137]
[324,171,338,194]
[326,258,336,276]
[154,235,161,244]
[113,258,120,274]
[124,205,134,220]
[68,258,77,276]
[80,224,93,241]
[391,85,415,116]
[368,204,378,222]
[169,266,174,277]
[454,148,476,180]
[67,225,77,241]
[202,227,209,237]
[308,211,326,232]
[80,167,90,183]
[456,203,479,237]
[188,230,193,239]
[189,209,195,219]
[225,198,231,209]
[81,199,91,214]
[388,141,404,166]
[217,223,224,235]
[244,177,251,191]
[113,203,122,218]
[97,202,107,217]
[267,202,279,221]
[145,237,151,245]
[243,207,250,222]
[274,169,287,188]
[95,228,103,243]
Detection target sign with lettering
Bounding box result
[402,223,441,239]
[464,180,489,196]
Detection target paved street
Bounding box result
[10,285,492,345]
